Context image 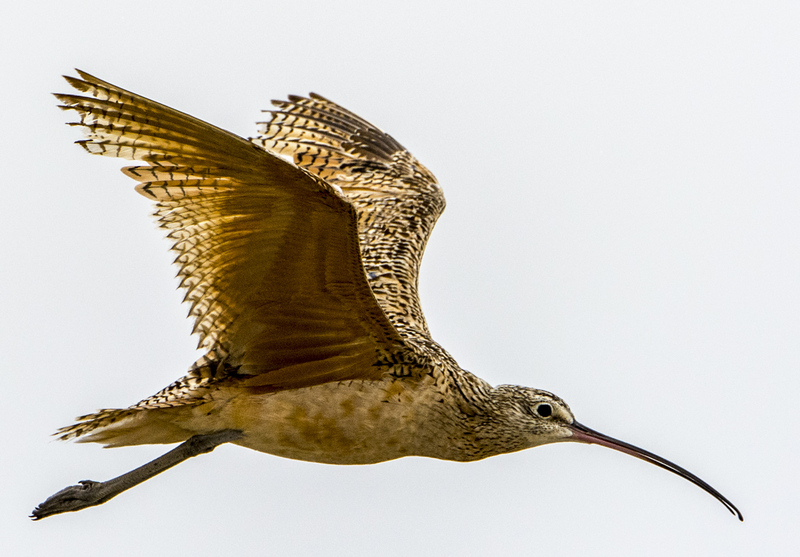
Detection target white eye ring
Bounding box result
[535,403,553,418]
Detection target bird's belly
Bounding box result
[201,378,431,465]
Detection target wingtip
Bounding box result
[63,69,115,93]
[74,68,96,82]
[53,92,78,104]
[62,74,91,93]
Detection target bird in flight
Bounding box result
[32,70,742,521]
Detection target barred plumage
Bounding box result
[252,93,444,338]
[33,71,741,522]
[53,70,423,442]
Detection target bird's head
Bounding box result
[489,385,576,447]
[484,384,743,521]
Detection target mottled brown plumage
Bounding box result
[33,71,741,521]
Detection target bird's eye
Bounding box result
[535,403,552,418]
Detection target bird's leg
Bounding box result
[31,429,243,520]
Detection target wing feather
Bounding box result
[58,70,408,391]
[252,94,446,339]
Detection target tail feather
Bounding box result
[56,356,228,446]
[56,407,197,447]
[56,408,140,442]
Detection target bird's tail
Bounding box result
[55,360,225,446]
[55,405,201,447]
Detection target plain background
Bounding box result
[2,1,798,555]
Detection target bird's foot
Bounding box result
[31,430,243,520]
[31,480,110,520]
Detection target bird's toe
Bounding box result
[31,480,103,520]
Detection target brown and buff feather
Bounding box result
[54,71,432,442]
[252,94,445,340]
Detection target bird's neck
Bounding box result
[413,369,529,462]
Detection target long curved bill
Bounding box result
[568,421,742,521]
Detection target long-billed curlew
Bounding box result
[32,70,742,521]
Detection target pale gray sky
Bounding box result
[2,1,798,555]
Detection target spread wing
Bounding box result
[56,70,408,391]
[251,94,446,340]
